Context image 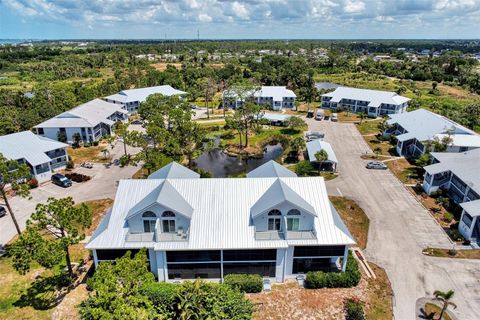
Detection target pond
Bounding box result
[315,82,340,90]
[194,138,284,177]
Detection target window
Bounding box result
[142,211,156,233]
[37,128,44,135]
[162,211,176,233]
[287,209,301,231]
[268,209,281,231]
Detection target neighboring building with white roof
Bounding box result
[34,99,128,143]
[86,161,355,282]
[321,86,410,117]
[422,149,480,243]
[105,85,187,113]
[222,86,297,111]
[306,140,338,172]
[385,109,478,158]
[0,131,68,182]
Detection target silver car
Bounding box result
[366,161,387,170]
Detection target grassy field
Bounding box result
[386,159,424,184]
[67,142,112,164]
[329,196,370,249]
[423,248,480,259]
[0,199,111,320]
[423,303,453,320]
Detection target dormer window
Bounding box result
[267,209,281,231]
[142,211,157,233]
[287,209,301,231]
[162,211,176,233]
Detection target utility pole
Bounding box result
[197,29,200,41]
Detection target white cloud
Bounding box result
[344,0,366,13]
[198,13,212,22]
[232,1,250,20]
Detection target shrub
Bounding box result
[305,252,360,289]
[28,178,39,189]
[92,141,99,146]
[344,298,365,320]
[66,160,74,169]
[295,160,314,176]
[141,282,177,316]
[119,155,130,167]
[65,173,91,183]
[83,142,91,148]
[224,274,263,293]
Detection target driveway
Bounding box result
[306,118,480,320]
[0,141,141,247]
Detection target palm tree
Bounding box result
[314,149,328,173]
[433,289,457,320]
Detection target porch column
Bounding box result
[220,250,224,282]
[341,246,349,272]
[92,249,99,268]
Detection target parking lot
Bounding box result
[306,118,480,320]
[0,142,140,247]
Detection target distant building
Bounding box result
[422,149,480,243]
[34,99,128,144]
[222,86,296,111]
[105,85,187,113]
[385,109,479,158]
[0,131,68,182]
[86,161,355,282]
[320,87,409,117]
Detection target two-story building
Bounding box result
[422,149,480,243]
[385,109,479,158]
[86,160,355,282]
[105,85,187,113]
[222,86,296,111]
[34,99,128,144]
[0,131,68,182]
[320,87,409,117]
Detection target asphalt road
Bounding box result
[306,118,480,320]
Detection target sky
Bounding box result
[1,0,480,40]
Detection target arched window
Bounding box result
[287,209,300,231]
[162,211,175,218]
[268,209,281,216]
[287,209,301,216]
[267,209,281,231]
[162,210,176,233]
[142,211,156,233]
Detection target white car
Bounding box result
[366,161,387,170]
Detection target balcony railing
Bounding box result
[125,232,155,242]
[255,228,317,240]
[125,221,189,243]
[46,150,66,159]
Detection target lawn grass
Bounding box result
[0,258,53,320]
[355,119,383,135]
[67,142,111,164]
[329,196,370,249]
[386,159,424,184]
[365,263,394,320]
[424,303,453,320]
[423,248,480,259]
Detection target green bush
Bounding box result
[305,252,360,289]
[224,274,263,293]
[92,140,99,146]
[295,160,314,176]
[344,298,365,320]
[66,160,74,169]
[140,282,177,316]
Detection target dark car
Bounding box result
[51,173,72,187]
[0,206,6,218]
[366,161,388,170]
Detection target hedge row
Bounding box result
[223,274,263,293]
[345,298,366,320]
[305,252,361,289]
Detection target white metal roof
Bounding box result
[322,86,410,108]
[247,160,297,178]
[260,112,291,122]
[127,180,194,219]
[0,131,68,166]
[105,85,187,104]
[86,176,355,250]
[306,140,338,163]
[434,133,480,148]
[223,86,296,102]
[148,162,200,179]
[426,149,480,195]
[34,99,127,128]
[460,199,480,217]
[388,109,476,142]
